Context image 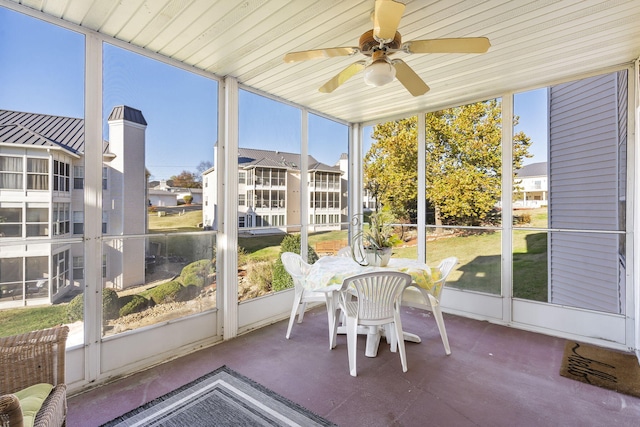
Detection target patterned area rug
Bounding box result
[560,341,640,398]
[101,365,336,426]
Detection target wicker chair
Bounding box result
[0,326,69,427]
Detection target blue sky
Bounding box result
[0,6,545,180]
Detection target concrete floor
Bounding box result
[68,306,640,426]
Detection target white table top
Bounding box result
[305,256,435,293]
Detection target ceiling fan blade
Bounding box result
[284,47,359,63]
[392,60,430,96]
[319,61,366,93]
[404,37,491,54]
[373,0,405,41]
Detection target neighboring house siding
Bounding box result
[548,72,625,313]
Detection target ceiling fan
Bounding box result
[283,0,491,96]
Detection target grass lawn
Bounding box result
[0,305,69,337]
[148,210,203,232]
[2,209,549,337]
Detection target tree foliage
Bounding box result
[170,170,201,188]
[366,100,532,226]
[196,160,213,176]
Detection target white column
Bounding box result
[349,123,363,237]
[83,33,103,383]
[631,58,639,361]
[417,114,426,263]
[501,93,514,323]
[220,77,239,340]
[300,110,309,259]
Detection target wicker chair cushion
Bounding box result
[14,383,53,427]
[0,393,24,427]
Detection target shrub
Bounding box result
[514,212,532,225]
[183,195,193,204]
[147,280,184,304]
[103,288,120,320]
[180,259,215,287]
[66,287,120,322]
[66,294,84,322]
[117,294,134,309]
[237,247,249,268]
[247,261,273,293]
[119,295,151,317]
[177,284,200,301]
[271,234,319,291]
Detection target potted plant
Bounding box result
[351,207,401,267]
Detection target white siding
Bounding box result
[548,72,626,313]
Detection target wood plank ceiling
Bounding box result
[4,0,640,124]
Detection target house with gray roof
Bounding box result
[514,161,548,208]
[0,106,148,307]
[203,147,344,234]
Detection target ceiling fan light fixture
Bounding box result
[363,60,396,87]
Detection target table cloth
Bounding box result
[304,256,435,294]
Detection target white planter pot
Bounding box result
[364,247,392,267]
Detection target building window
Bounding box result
[102,167,108,190]
[52,250,69,294]
[74,166,84,189]
[102,212,108,234]
[256,215,270,227]
[238,171,246,184]
[271,214,284,226]
[238,194,246,206]
[0,256,48,301]
[26,205,48,237]
[238,216,245,228]
[27,158,49,190]
[0,257,23,300]
[73,256,84,280]
[53,160,70,192]
[73,211,84,235]
[53,203,70,235]
[0,156,50,190]
[0,206,22,237]
[328,192,339,209]
[0,156,23,189]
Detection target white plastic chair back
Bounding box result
[281,252,310,286]
[431,257,457,300]
[336,246,351,257]
[403,256,457,356]
[341,271,411,322]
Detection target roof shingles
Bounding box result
[237,147,340,173]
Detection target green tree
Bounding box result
[170,170,201,188]
[366,100,532,226]
[367,118,418,221]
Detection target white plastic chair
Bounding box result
[405,257,457,355]
[335,271,412,376]
[282,252,336,348]
[336,246,352,257]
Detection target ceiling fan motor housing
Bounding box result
[359,29,401,55]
